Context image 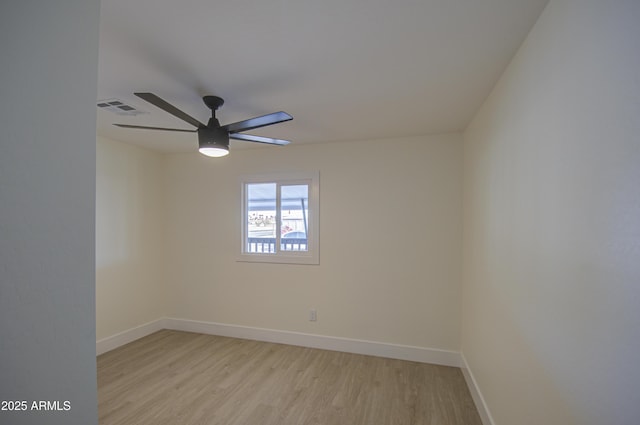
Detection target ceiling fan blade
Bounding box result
[134,92,206,129]
[114,124,196,133]
[223,111,292,134]
[230,133,290,145]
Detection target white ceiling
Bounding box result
[97,0,548,153]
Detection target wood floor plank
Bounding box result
[97,330,482,425]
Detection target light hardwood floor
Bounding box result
[98,330,482,425]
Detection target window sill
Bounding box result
[236,252,319,265]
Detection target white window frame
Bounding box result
[238,171,319,265]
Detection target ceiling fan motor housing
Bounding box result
[198,126,229,149]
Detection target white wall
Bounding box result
[0,1,100,424]
[164,135,463,351]
[462,1,640,424]
[96,137,168,340]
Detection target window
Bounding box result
[239,172,319,264]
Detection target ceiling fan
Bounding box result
[114,92,293,157]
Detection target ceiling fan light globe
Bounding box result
[199,146,229,157]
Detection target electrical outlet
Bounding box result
[309,309,317,322]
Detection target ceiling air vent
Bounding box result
[97,98,147,116]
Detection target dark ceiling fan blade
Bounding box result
[134,92,206,129]
[230,133,290,145]
[222,111,292,134]
[114,124,196,133]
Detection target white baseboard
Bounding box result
[96,317,461,367]
[460,352,495,425]
[96,318,167,355]
[163,317,462,367]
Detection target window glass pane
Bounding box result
[246,183,276,253]
[280,184,309,252]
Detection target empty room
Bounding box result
[1,1,639,425]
